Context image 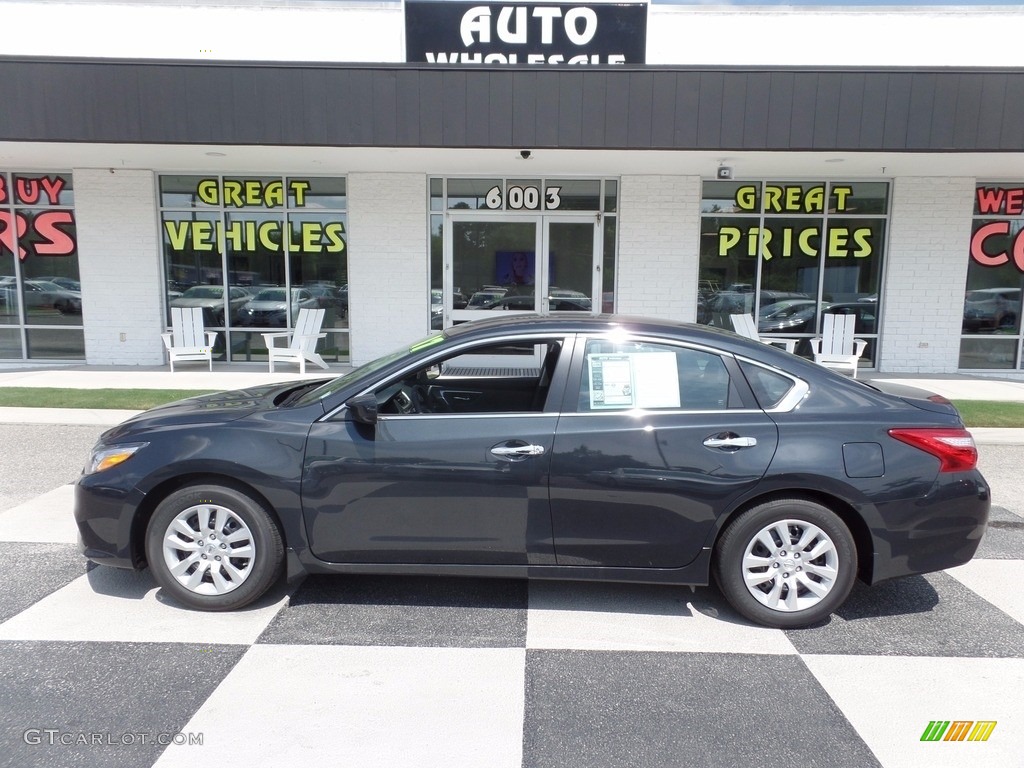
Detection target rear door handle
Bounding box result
[703,436,758,449]
[490,443,546,459]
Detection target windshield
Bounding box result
[292,332,447,407]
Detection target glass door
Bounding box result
[447,215,599,327]
[543,218,600,314]
[449,216,540,325]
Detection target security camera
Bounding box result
[716,166,733,180]
[520,149,532,160]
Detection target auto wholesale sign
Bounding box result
[405,2,647,65]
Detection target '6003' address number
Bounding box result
[485,185,561,210]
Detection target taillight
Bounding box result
[888,428,978,472]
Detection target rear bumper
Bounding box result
[868,471,990,584]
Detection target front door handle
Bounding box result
[703,435,758,449]
[490,443,546,459]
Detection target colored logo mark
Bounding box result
[921,721,997,742]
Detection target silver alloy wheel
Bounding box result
[741,518,840,612]
[161,503,256,596]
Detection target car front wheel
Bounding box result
[713,498,857,628]
[145,484,283,611]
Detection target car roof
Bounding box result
[441,313,776,354]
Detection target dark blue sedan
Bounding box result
[75,315,989,628]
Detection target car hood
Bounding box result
[101,383,309,439]
[243,301,287,311]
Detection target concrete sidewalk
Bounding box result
[0,364,1023,443]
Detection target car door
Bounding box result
[301,335,570,566]
[549,334,779,569]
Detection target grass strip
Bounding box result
[950,400,1024,428]
[0,387,215,411]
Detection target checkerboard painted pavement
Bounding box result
[1,424,1022,768]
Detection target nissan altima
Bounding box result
[74,315,989,628]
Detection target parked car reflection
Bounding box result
[466,288,507,309]
[758,300,822,334]
[23,279,83,314]
[170,285,251,326]
[238,287,319,327]
[306,284,347,316]
[962,287,1021,333]
[706,290,810,325]
[37,276,82,292]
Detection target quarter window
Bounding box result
[739,360,795,409]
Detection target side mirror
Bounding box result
[345,392,378,425]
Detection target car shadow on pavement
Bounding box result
[84,563,295,613]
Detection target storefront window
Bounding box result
[0,171,83,359]
[960,184,1024,369]
[697,180,889,368]
[160,175,348,363]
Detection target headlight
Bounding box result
[85,442,148,475]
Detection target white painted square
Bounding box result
[154,645,526,768]
[802,654,1024,768]
[526,582,797,654]
[946,559,1024,625]
[0,485,78,543]
[0,568,288,645]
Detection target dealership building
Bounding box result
[2,0,1024,375]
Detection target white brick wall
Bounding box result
[73,169,165,365]
[347,173,428,366]
[879,177,974,373]
[616,175,701,321]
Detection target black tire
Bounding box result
[145,483,283,611]
[713,498,857,629]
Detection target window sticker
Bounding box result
[587,351,680,410]
[633,352,681,408]
[589,354,635,408]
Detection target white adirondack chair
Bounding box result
[729,313,797,354]
[161,306,218,372]
[810,313,867,377]
[262,307,329,373]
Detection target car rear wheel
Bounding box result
[713,498,857,628]
[145,484,283,611]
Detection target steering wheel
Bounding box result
[393,384,425,414]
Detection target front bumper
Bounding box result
[74,478,146,570]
